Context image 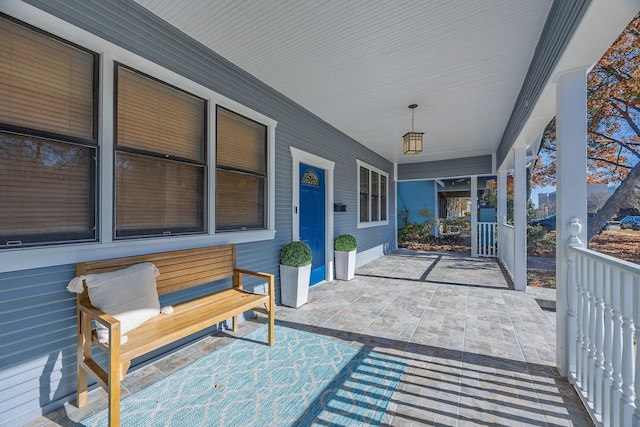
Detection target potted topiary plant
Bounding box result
[334,234,357,280]
[279,241,312,308]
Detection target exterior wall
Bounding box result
[0,1,397,424]
[397,181,437,231]
[397,155,492,181]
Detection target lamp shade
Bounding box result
[403,132,424,154]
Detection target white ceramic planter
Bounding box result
[280,264,311,308]
[335,250,356,280]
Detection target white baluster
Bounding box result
[611,269,623,427]
[576,253,585,389]
[582,255,592,396]
[602,264,614,427]
[588,258,598,406]
[634,274,640,427]
[621,272,636,426]
[567,218,582,384]
[594,261,605,417]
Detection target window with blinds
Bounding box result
[0,15,97,248]
[358,162,389,226]
[216,107,267,231]
[114,65,206,238]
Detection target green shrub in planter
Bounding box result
[279,241,312,267]
[334,234,357,252]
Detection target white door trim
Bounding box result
[290,147,335,282]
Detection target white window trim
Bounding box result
[0,2,277,273]
[357,160,389,228]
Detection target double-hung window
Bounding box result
[357,160,388,227]
[0,15,98,248]
[215,107,267,232]
[114,65,207,238]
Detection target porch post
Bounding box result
[555,68,588,377]
[513,148,527,291]
[497,170,507,263]
[471,175,478,257]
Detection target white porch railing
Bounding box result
[499,223,515,279]
[477,222,497,257]
[566,218,640,426]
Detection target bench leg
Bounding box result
[108,328,122,427]
[268,302,275,346]
[77,310,92,408]
[232,315,239,332]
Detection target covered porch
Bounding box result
[32,252,591,426]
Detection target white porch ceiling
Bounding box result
[134,0,553,164]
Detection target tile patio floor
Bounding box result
[28,250,592,426]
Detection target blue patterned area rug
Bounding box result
[75,325,405,426]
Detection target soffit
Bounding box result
[134,0,553,164]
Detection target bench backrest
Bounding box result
[76,245,237,304]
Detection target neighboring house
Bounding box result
[0,0,635,425]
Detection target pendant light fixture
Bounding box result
[403,104,423,155]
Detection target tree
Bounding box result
[532,13,640,242]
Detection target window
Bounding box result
[0,15,98,248]
[216,107,268,231]
[114,65,206,238]
[358,161,389,227]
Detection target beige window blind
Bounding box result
[0,16,95,141]
[116,66,205,161]
[216,107,267,231]
[115,153,204,236]
[0,133,94,243]
[359,166,369,222]
[114,65,206,238]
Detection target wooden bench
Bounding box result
[74,245,275,427]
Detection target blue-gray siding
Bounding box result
[1,1,396,424]
[397,155,493,181]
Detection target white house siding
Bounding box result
[0,1,397,424]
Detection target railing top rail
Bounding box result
[501,224,515,230]
[569,245,640,277]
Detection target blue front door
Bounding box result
[300,163,325,285]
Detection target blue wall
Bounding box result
[397,181,436,231]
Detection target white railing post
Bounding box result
[567,218,582,384]
[621,272,636,426]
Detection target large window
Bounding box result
[216,107,267,231]
[114,65,206,238]
[358,161,389,227]
[0,15,97,248]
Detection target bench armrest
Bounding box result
[234,268,275,297]
[78,302,120,328]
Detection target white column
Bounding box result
[471,175,478,257]
[433,181,439,238]
[513,148,527,291]
[497,170,507,263]
[556,68,588,377]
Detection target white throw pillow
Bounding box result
[83,262,160,344]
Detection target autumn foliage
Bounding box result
[532,13,640,240]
